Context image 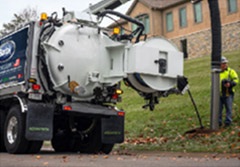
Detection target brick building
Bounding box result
[109,0,240,58]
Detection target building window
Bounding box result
[120,28,125,35]
[179,7,187,28]
[227,0,237,13]
[193,2,202,23]
[132,14,150,34]
[166,12,173,32]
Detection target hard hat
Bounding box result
[221,56,228,63]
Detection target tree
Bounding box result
[0,7,38,37]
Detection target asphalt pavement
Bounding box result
[0,148,239,167]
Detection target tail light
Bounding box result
[63,105,72,111]
[112,89,123,99]
[117,111,125,117]
[112,93,119,99]
[32,84,41,91]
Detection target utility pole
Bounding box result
[208,0,222,130]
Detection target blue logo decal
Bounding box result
[0,41,16,63]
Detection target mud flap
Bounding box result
[101,115,124,144]
[25,102,54,140]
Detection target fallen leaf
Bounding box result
[231,154,237,158]
[230,131,235,135]
[43,162,49,166]
[137,155,147,159]
[231,144,236,149]
[194,158,199,162]
[62,156,68,163]
[212,154,217,158]
[235,146,240,150]
[159,137,168,143]
[91,155,99,159]
[36,155,41,160]
[103,155,109,159]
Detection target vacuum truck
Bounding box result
[0,0,186,154]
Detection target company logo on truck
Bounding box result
[0,41,16,63]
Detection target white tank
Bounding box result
[43,23,125,100]
[126,38,183,93]
[43,23,183,101]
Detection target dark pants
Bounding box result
[219,94,234,126]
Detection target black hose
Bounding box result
[187,89,204,128]
[37,23,55,93]
[98,10,145,43]
[208,0,222,67]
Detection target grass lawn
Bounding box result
[115,50,240,153]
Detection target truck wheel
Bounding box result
[75,119,102,154]
[100,144,114,154]
[4,106,29,154]
[0,110,6,152]
[51,130,74,152]
[27,141,43,154]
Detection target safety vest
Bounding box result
[220,67,239,96]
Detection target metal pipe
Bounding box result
[208,0,222,130]
[210,69,221,130]
[87,0,130,15]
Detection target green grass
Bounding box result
[115,50,240,153]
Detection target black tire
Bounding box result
[100,144,114,154]
[27,141,43,154]
[51,116,75,152]
[4,106,29,154]
[74,119,102,154]
[51,130,74,152]
[0,110,6,152]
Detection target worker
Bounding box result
[219,56,239,127]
